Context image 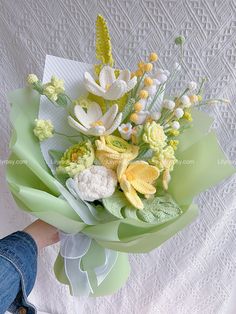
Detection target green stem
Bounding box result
[166,62,182,87]
[178,88,189,99]
[205,98,230,104]
[163,43,184,90]
[148,62,182,113]
[65,94,73,104]
[147,84,165,111]
[197,77,207,95]
[180,44,184,62]
[194,102,206,108]
[133,72,146,98]
[136,144,150,160]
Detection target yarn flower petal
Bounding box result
[96,137,139,170]
[68,102,122,136]
[118,70,137,92]
[84,72,105,97]
[117,160,160,209]
[122,184,144,210]
[104,80,127,100]
[84,66,137,100]
[99,66,116,89]
[126,161,160,183]
[130,179,156,195]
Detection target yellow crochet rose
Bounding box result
[150,146,177,172]
[150,146,177,190]
[95,135,139,170]
[57,141,95,177]
[143,121,167,151]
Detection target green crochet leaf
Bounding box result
[49,149,63,164]
[103,189,182,225]
[121,97,135,123]
[102,190,129,219]
[48,149,69,185]
[137,195,182,224]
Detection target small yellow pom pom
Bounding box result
[130,113,139,123]
[189,94,198,104]
[138,61,145,69]
[198,95,202,102]
[145,116,153,123]
[134,102,143,112]
[144,63,153,72]
[139,90,149,99]
[183,111,193,121]
[136,69,143,77]
[169,140,179,150]
[169,129,180,137]
[149,52,158,62]
[144,77,153,86]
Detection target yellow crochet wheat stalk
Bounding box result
[95,15,114,75]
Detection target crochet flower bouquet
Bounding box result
[7,15,235,296]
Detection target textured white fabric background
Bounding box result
[1,0,236,313]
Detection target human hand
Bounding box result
[24,219,59,250]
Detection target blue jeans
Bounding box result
[0,231,38,314]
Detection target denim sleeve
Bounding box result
[0,231,38,314]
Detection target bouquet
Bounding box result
[6,15,235,296]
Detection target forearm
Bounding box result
[24,219,59,250]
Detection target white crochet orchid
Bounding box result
[68,102,122,136]
[84,66,137,100]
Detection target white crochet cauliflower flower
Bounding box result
[74,165,117,201]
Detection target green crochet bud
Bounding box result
[33,119,54,141]
[27,74,39,84]
[43,75,65,102]
[175,36,185,45]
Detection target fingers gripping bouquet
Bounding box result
[7,15,234,296]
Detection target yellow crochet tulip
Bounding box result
[95,135,139,170]
[117,160,160,210]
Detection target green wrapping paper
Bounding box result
[6,88,235,295]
